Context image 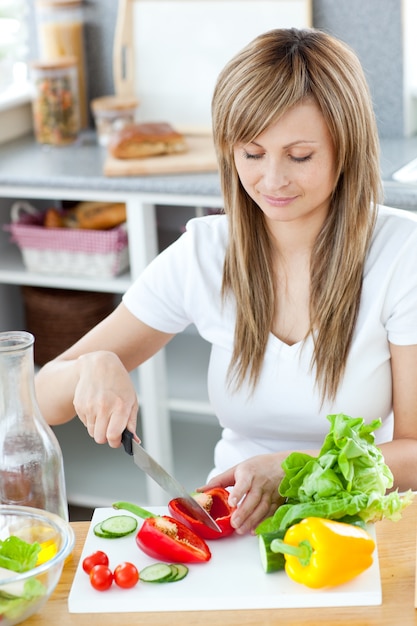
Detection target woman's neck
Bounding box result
[268,220,319,259]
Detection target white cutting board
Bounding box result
[68,507,382,613]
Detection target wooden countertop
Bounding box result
[25,500,417,626]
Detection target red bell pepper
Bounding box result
[112,501,211,564]
[137,515,211,563]
[168,487,236,540]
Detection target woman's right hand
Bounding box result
[35,302,175,446]
[74,350,139,448]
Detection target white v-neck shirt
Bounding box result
[123,206,417,478]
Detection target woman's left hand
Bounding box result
[200,453,286,534]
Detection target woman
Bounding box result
[35,28,417,534]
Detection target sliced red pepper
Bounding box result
[168,487,236,540]
[112,501,211,564]
[136,515,211,563]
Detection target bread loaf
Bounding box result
[108,122,188,159]
[43,208,66,228]
[43,202,126,230]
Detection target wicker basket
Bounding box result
[5,202,129,278]
[22,286,116,366]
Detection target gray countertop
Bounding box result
[1,131,417,208]
[0,132,222,198]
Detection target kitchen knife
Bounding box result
[121,429,221,532]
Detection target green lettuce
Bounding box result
[0,537,46,621]
[0,536,41,573]
[0,578,46,621]
[256,413,414,534]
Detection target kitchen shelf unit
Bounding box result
[0,185,224,507]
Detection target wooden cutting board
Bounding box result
[103,134,218,177]
[68,507,382,613]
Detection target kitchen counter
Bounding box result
[0,132,417,208]
[379,135,417,210]
[25,498,417,626]
[0,132,221,198]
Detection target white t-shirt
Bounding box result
[123,205,417,477]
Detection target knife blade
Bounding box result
[121,429,221,532]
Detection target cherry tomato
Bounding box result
[89,564,113,591]
[82,550,109,574]
[113,562,139,589]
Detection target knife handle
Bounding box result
[121,428,133,455]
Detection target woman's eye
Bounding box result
[243,150,264,160]
[290,154,312,163]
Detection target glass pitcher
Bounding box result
[0,330,68,520]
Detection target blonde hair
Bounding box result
[212,28,382,401]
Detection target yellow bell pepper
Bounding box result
[36,539,58,565]
[270,517,375,589]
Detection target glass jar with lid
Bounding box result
[31,57,80,145]
[91,95,139,146]
[35,0,88,128]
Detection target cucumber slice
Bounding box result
[169,563,188,582]
[140,562,189,583]
[140,563,173,583]
[165,564,179,581]
[93,521,113,538]
[93,515,138,538]
[259,532,286,573]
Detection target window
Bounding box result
[0,0,29,91]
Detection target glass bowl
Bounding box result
[0,505,74,626]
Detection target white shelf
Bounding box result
[53,420,148,509]
[0,239,132,293]
[131,331,214,420]
[165,332,213,417]
[0,186,222,506]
